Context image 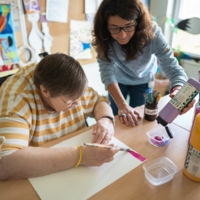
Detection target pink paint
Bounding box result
[154,136,163,141]
[128,149,146,162]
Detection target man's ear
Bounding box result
[40,85,50,98]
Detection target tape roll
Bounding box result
[18,45,36,67]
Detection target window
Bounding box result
[172,0,200,57]
[179,0,200,19]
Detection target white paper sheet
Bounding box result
[29,129,145,200]
[85,0,96,14]
[84,0,103,14]
[46,0,69,23]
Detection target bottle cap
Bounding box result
[156,116,168,127]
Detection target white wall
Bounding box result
[82,62,108,96]
[82,62,108,126]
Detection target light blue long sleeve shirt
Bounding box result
[97,22,188,90]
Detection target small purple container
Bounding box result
[147,126,174,147]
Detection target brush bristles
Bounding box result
[119,148,130,152]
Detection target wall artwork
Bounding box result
[70,20,93,60]
[0,4,19,65]
[46,0,69,23]
[22,0,41,14]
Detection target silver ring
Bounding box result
[120,113,126,117]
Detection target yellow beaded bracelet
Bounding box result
[74,146,82,168]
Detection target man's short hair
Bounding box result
[34,53,88,99]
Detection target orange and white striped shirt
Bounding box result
[0,64,108,157]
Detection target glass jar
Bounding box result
[144,104,158,121]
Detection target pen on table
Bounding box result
[83,143,130,152]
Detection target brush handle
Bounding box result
[84,143,130,151]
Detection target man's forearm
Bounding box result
[93,101,114,121]
[0,146,79,180]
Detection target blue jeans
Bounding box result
[108,83,152,116]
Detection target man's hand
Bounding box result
[92,117,114,144]
[80,144,118,166]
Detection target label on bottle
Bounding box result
[184,144,200,178]
[170,83,198,111]
[144,108,157,115]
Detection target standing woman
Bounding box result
[92,0,193,126]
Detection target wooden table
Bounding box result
[0,98,200,200]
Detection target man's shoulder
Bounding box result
[82,87,97,96]
[0,63,37,102]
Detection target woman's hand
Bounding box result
[118,103,141,126]
[169,86,196,115]
[180,100,195,115]
[92,117,114,144]
[80,144,118,166]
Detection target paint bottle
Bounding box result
[156,77,200,127]
[196,70,200,106]
[188,71,200,142]
[189,106,200,142]
[183,113,200,182]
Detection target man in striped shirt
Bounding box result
[0,53,118,180]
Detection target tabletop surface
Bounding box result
[0,97,200,200]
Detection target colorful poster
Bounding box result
[0,4,19,65]
[23,0,41,14]
[70,20,93,59]
[0,0,21,31]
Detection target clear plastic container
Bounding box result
[143,157,179,186]
[146,126,174,147]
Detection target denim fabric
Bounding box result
[108,83,152,115]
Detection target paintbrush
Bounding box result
[83,143,130,151]
[83,143,146,162]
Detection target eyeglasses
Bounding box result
[59,96,78,106]
[108,22,137,34]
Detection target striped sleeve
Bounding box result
[0,116,30,157]
[80,87,110,117]
[0,66,34,157]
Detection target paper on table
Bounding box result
[29,129,146,200]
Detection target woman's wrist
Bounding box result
[117,100,127,108]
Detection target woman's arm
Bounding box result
[152,22,188,88]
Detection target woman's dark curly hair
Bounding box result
[92,0,155,61]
